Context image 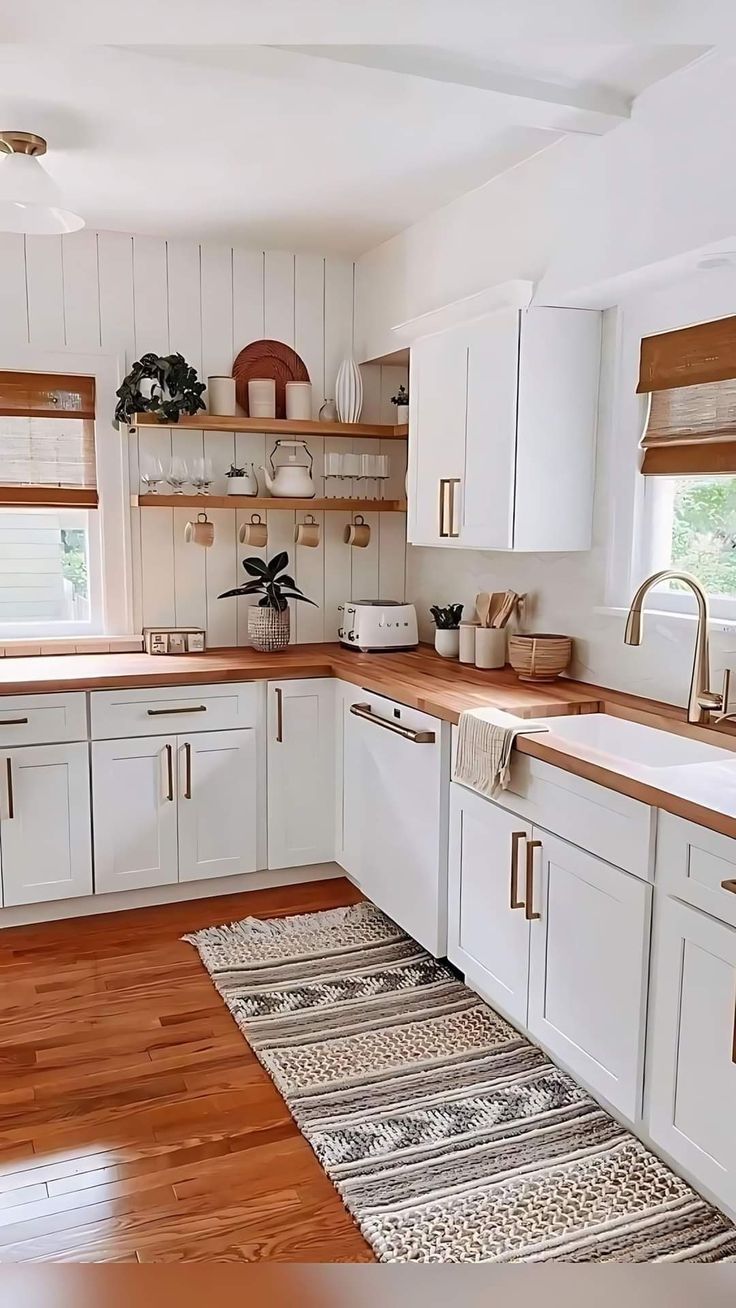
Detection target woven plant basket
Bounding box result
[508,633,572,682]
[248,605,290,652]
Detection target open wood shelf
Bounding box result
[133,494,407,512]
[130,413,408,440]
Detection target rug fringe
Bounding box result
[183,900,383,950]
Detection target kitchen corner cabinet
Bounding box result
[647,896,736,1216]
[408,306,601,551]
[448,783,651,1120]
[0,742,93,907]
[267,679,335,869]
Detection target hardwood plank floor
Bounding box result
[0,879,374,1263]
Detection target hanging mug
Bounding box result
[239,513,268,548]
[185,512,214,547]
[343,514,371,548]
[294,514,320,548]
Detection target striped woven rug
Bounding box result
[185,901,736,1263]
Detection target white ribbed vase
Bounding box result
[335,358,363,424]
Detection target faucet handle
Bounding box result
[713,668,733,723]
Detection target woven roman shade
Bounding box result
[638,317,736,476]
[0,371,97,507]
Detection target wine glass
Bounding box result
[166,456,189,495]
[140,457,164,495]
[190,456,214,495]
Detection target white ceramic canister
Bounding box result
[285,381,313,420]
[475,627,507,670]
[435,628,460,659]
[458,621,478,665]
[248,377,276,419]
[207,376,236,416]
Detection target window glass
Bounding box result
[0,508,94,630]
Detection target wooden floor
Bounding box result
[0,878,374,1263]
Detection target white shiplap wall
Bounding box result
[0,230,407,644]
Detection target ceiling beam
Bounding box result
[278,45,632,135]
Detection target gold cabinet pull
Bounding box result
[147,705,207,717]
[350,702,435,743]
[0,718,29,727]
[183,741,192,799]
[510,831,526,909]
[525,839,542,921]
[447,478,461,538]
[275,687,283,743]
[722,879,736,895]
[5,757,14,820]
[164,743,174,802]
[438,479,449,537]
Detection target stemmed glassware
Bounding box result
[140,457,164,495]
[166,456,189,495]
[190,456,214,495]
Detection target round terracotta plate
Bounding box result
[232,340,310,418]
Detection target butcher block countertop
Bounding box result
[2,642,736,838]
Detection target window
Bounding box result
[0,507,102,635]
[640,474,736,617]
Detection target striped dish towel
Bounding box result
[453,707,550,798]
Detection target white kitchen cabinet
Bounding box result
[408,306,600,552]
[92,736,179,893]
[647,896,736,1218]
[342,688,449,955]
[267,679,335,869]
[178,730,258,882]
[448,784,532,1024]
[526,831,651,1121]
[448,783,651,1121]
[0,742,92,907]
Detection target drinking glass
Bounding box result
[140,457,164,495]
[166,456,189,495]
[190,456,214,495]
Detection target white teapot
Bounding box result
[261,440,315,499]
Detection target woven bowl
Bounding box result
[508,633,572,683]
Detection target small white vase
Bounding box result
[285,382,313,420]
[394,403,409,426]
[335,358,363,424]
[434,628,460,659]
[226,464,258,496]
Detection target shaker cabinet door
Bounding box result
[178,729,258,882]
[0,742,92,907]
[267,680,335,869]
[647,896,736,1217]
[92,736,178,893]
[448,784,532,1025]
[408,329,468,546]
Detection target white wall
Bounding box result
[0,231,407,645]
[355,48,736,707]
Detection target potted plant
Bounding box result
[219,551,316,651]
[115,352,206,426]
[391,383,409,422]
[225,463,258,496]
[430,603,463,659]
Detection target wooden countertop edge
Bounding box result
[2,644,736,839]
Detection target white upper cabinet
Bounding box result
[408,306,601,551]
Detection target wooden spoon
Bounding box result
[475,592,491,628]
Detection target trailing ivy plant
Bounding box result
[219,551,317,613]
[115,352,206,425]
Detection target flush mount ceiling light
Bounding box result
[0,132,84,235]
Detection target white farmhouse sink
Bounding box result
[536,713,735,770]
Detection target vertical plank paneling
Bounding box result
[0,233,28,347]
[173,506,206,629]
[98,232,135,362]
[132,236,169,355]
[201,245,235,495]
[140,508,175,628]
[133,236,173,628]
[234,508,267,646]
[167,240,202,370]
[25,236,65,348]
[266,508,296,644]
[233,248,264,351]
[324,257,354,402]
[323,509,351,641]
[295,254,325,416]
[204,508,237,647]
[61,230,100,351]
[378,513,407,601]
[294,509,325,643]
[264,251,295,346]
[349,504,380,601]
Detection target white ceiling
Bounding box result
[0,40,709,255]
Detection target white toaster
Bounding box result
[338,601,418,652]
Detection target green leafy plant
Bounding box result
[115,352,206,425]
[430,603,463,629]
[391,384,409,407]
[219,551,317,613]
[226,464,247,478]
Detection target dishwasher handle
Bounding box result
[350,702,435,743]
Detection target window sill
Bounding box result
[0,636,144,658]
[594,606,736,632]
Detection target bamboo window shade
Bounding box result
[638,316,736,476]
[0,371,97,507]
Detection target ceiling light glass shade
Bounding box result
[0,153,84,234]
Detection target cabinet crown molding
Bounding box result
[391,279,535,343]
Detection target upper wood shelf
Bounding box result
[132,494,407,513]
[130,414,408,440]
